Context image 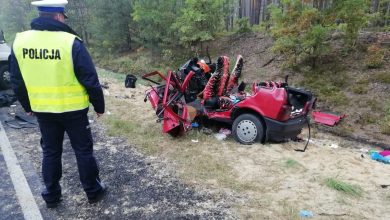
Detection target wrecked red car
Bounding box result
[143,55,315,145]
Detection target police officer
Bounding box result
[10,0,107,208]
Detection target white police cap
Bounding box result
[31,0,68,12]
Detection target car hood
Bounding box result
[0,43,11,61]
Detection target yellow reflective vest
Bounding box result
[13,30,89,113]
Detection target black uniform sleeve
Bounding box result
[72,39,105,114]
[10,49,32,112]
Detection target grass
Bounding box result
[93,49,177,78]
[172,147,242,189]
[351,85,368,94]
[379,104,390,134]
[105,116,137,135]
[284,159,300,168]
[336,197,349,206]
[357,112,379,125]
[331,124,356,137]
[101,90,165,155]
[280,201,299,220]
[380,117,390,135]
[104,116,162,155]
[325,178,363,197]
[366,99,383,112]
[300,69,350,107]
[371,72,390,84]
[97,68,126,82]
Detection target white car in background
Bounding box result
[0,30,11,90]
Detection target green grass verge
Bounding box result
[325,178,363,197]
[103,115,163,155]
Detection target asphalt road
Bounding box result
[0,102,232,220]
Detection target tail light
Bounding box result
[303,98,317,114]
[279,104,292,121]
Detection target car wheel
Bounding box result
[0,64,10,90]
[232,113,265,145]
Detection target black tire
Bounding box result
[232,113,265,145]
[0,64,10,90]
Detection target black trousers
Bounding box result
[36,108,102,202]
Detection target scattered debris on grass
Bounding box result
[299,210,314,218]
[219,128,231,136]
[125,74,137,88]
[371,152,390,164]
[312,111,346,127]
[318,212,348,217]
[214,133,227,141]
[330,143,339,149]
[380,150,390,157]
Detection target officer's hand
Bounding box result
[96,113,103,118]
[26,112,34,116]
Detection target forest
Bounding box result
[0,2,390,218]
[0,0,389,60]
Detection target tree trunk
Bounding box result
[324,0,329,9]
[254,0,261,24]
[258,0,263,23]
[126,32,132,51]
[371,0,380,13]
[245,0,251,19]
[386,2,390,26]
[239,0,243,18]
[250,0,255,24]
[260,0,267,22]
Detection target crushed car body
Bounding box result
[143,55,316,145]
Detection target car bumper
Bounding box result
[264,116,307,142]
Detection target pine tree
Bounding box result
[132,0,181,47]
[86,0,133,51]
[329,0,369,45]
[173,0,233,47]
[269,0,331,67]
[67,0,91,44]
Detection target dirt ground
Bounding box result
[97,70,390,220]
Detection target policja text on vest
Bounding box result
[22,48,61,60]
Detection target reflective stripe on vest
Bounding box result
[13,30,89,113]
